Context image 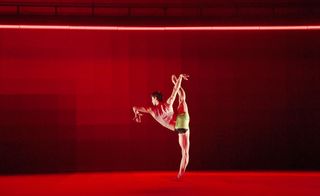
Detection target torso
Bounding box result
[149,102,176,131]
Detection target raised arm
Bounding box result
[167,74,189,105]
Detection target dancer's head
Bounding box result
[151,91,163,106]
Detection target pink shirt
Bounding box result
[149,102,176,131]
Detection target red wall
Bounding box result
[1,29,320,173]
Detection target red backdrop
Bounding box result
[0,29,320,173]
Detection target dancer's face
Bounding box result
[151,96,159,106]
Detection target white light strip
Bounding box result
[0,25,320,31]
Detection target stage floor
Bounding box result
[1,171,320,196]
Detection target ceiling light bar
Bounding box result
[1,25,320,31]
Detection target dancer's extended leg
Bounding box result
[172,75,188,113]
[172,75,190,178]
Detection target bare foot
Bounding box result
[177,171,185,180]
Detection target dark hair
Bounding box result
[151,91,163,102]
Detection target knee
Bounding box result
[179,99,186,106]
[181,150,189,157]
[179,96,186,102]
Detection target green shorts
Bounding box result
[175,113,190,133]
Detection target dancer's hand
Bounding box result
[133,111,142,123]
[171,74,177,84]
[179,74,189,80]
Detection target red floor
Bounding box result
[1,172,320,196]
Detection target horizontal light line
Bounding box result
[0,25,320,31]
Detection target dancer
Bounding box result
[132,74,190,178]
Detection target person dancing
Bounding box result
[132,74,190,179]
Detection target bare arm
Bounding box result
[132,106,151,123]
[167,74,189,105]
[132,106,150,114]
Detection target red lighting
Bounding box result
[1,172,320,196]
[0,25,320,31]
